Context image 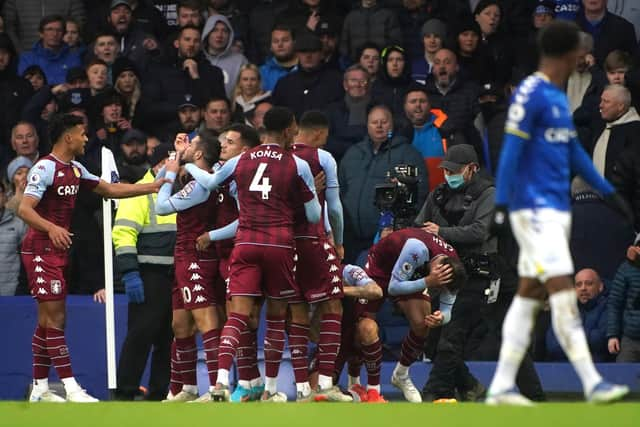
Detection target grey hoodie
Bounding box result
[202,14,248,99]
[0,208,27,296]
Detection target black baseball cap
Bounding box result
[295,33,322,52]
[110,0,131,9]
[439,144,478,172]
[178,93,203,110]
[315,20,338,37]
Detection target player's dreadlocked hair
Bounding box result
[49,113,84,145]
[537,20,580,58]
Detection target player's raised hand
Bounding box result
[425,310,444,328]
[48,224,73,250]
[425,263,453,288]
[165,151,181,174]
[196,232,212,252]
[490,204,509,236]
[174,133,190,154]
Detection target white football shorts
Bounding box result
[509,208,574,282]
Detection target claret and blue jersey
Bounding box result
[495,72,614,213]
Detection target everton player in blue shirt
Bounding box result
[487,20,632,405]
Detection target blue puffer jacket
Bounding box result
[259,56,297,92]
[546,292,611,362]
[608,261,640,341]
[18,41,82,85]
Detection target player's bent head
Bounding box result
[537,20,580,59]
[263,106,295,133]
[194,128,221,166]
[226,123,261,148]
[299,110,329,131]
[438,256,467,293]
[49,113,85,145]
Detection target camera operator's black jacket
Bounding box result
[414,173,497,258]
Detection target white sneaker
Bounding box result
[391,372,422,403]
[164,391,176,401]
[29,389,66,403]
[188,392,214,403]
[260,391,288,402]
[162,390,198,402]
[587,381,629,404]
[66,389,99,403]
[315,386,354,402]
[485,388,534,406]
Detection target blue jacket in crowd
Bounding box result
[547,292,611,362]
[259,56,297,92]
[18,41,82,85]
[608,261,640,341]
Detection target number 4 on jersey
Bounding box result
[249,162,272,199]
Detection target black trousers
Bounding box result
[116,264,173,400]
[423,282,545,401]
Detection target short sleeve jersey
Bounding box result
[366,228,458,287]
[173,179,219,259]
[233,144,315,247]
[22,154,100,243]
[292,143,326,238]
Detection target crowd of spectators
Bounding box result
[1,0,640,366]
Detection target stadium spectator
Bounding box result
[271,33,343,120]
[425,48,482,153]
[357,42,381,83]
[0,180,27,296]
[90,31,120,83]
[259,24,298,93]
[547,268,610,361]
[128,0,170,42]
[2,0,85,52]
[246,100,273,131]
[18,15,83,85]
[106,0,160,73]
[10,122,40,164]
[112,143,176,401]
[576,0,637,66]
[415,144,497,402]
[22,65,47,92]
[276,0,341,39]
[112,56,142,126]
[397,0,434,62]
[340,0,402,62]
[513,1,556,79]
[202,96,232,135]
[62,17,86,57]
[371,45,412,124]
[325,64,371,162]
[163,0,205,54]
[234,64,271,114]
[203,0,249,48]
[339,104,428,262]
[117,128,149,184]
[473,0,513,88]
[201,14,249,98]
[397,83,449,191]
[92,89,130,152]
[139,24,225,138]
[4,155,33,213]
[607,244,640,362]
[86,59,110,96]
[567,32,602,114]
[453,16,496,88]
[315,19,343,71]
[411,18,446,84]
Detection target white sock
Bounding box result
[250,377,263,388]
[366,384,380,392]
[318,374,333,390]
[296,381,311,396]
[238,380,251,389]
[549,290,602,395]
[33,378,49,391]
[62,377,81,393]
[393,362,409,377]
[209,385,216,393]
[182,385,197,394]
[217,369,230,387]
[265,377,278,394]
[348,375,360,387]
[489,296,541,394]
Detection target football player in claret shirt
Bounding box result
[19,114,169,402]
[185,107,321,402]
[154,132,224,402]
[487,20,631,405]
[353,227,465,403]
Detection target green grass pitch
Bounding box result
[1,402,638,427]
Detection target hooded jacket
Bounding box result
[339,134,429,246]
[371,46,412,123]
[202,15,249,98]
[0,208,27,296]
[18,40,82,85]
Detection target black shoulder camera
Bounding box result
[374,164,419,230]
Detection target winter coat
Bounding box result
[608,260,640,341]
[18,41,82,85]
[2,0,85,52]
[202,15,249,98]
[324,98,368,163]
[547,292,611,362]
[259,56,298,92]
[339,135,429,247]
[271,64,344,120]
[576,10,638,66]
[0,209,27,296]
[339,5,402,61]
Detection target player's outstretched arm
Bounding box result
[93,178,171,199]
[195,219,239,251]
[184,155,238,191]
[18,196,72,249]
[388,238,432,296]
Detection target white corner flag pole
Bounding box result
[101,146,119,393]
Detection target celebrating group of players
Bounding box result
[21,106,464,404]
